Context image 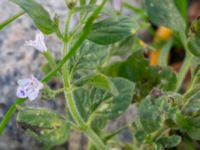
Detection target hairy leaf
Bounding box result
[73,77,135,129]
[70,41,108,73]
[143,0,186,32]
[157,135,181,148]
[139,92,181,133]
[87,16,133,45]
[11,0,55,34]
[17,107,70,146]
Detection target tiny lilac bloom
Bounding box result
[16,75,44,101]
[25,32,47,53]
[113,0,121,11]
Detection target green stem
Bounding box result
[175,52,193,92]
[175,33,193,92]
[150,126,169,142]
[62,62,85,126]
[158,39,173,67]
[85,128,108,150]
[64,10,72,41]
[43,50,56,67]
[0,11,24,30]
[41,0,107,83]
[0,98,26,134]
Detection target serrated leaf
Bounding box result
[157,135,181,148]
[143,0,186,32]
[11,0,55,34]
[87,16,133,45]
[16,107,70,146]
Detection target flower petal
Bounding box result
[31,75,44,90]
[24,32,47,53]
[16,87,27,98]
[28,90,39,101]
[17,79,31,86]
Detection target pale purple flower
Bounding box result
[113,0,121,11]
[16,75,44,101]
[25,32,47,53]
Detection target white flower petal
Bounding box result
[24,32,47,53]
[28,90,39,101]
[17,75,43,101]
[16,87,27,98]
[17,79,31,86]
[31,75,44,90]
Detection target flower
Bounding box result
[25,32,47,53]
[16,75,44,101]
[113,0,121,11]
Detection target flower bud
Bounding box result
[66,0,77,9]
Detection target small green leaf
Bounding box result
[176,112,200,140]
[111,35,136,55]
[75,72,118,95]
[70,41,108,73]
[73,77,135,129]
[186,18,200,57]
[143,0,186,32]
[188,35,200,57]
[11,0,55,34]
[16,107,70,146]
[157,135,181,148]
[87,16,133,45]
[139,92,181,133]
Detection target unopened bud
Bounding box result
[66,0,77,9]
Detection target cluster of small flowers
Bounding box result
[16,32,47,101]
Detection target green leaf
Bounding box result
[111,35,136,55]
[183,92,200,116]
[175,0,188,22]
[73,5,116,18]
[104,51,177,101]
[70,41,108,74]
[16,107,70,146]
[74,72,118,95]
[87,16,133,45]
[188,35,200,57]
[157,135,181,148]
[11,0,55,34]
[0,11,24,30]
[73,77,135,128]
[143,0,186,32]
[139,92,181,133]
[176,112,200,140]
